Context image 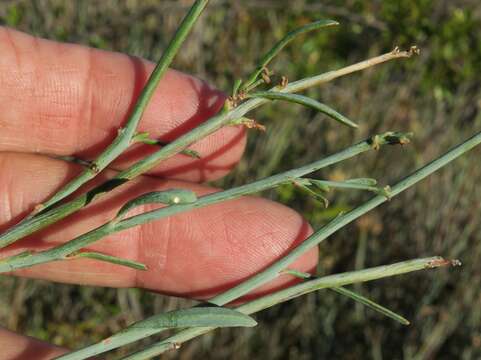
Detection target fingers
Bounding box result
[0,153,318,299]
[0,27,246,182]
[0,327,67,360]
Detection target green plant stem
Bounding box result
[206,129,481,306]
[0,133,399,273]
[119,257,449,360]
[53,110,474,360]
[0,48,416,249]
[30,0,210,214]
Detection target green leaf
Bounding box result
[67,251,147,271]
[295,182,330,207]
[344,178,378,186]
[242,19,339,90]
[181,148,202,159]
[331,287,410,325]
[115,190,198,221]
[131,307,257,329]
[232,79,243,97]
[249,92,358,128]
[308,178,380,193]
[281,269,312,279]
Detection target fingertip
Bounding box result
[0,27,247,182]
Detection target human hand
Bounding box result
[0,27,317,359]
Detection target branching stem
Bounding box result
[0,132,403,273]
[0,48,417,249]
[59,256,452,360]
[29,0,210,214]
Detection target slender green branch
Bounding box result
[118,257,451,360]
[29,0,210,215]
[112,42,415,182]
[240,19,339,91]
[330,287,409,325]
[116,132,405,230]
[0,132,404,273]
[0,48,417,249]
[283,45,420,94]
[204,129,481,306]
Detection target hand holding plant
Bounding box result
[0,17,322,360]
[0,1,478,359]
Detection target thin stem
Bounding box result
[0,48,416,249]
[116,133,403,230]
[240,19,339,91]
[284,45,420,94]
[119,257,450,360]
[205,129,481,306]
[6,126,474,359]
[0,132,400,273]
[32,0,210,213]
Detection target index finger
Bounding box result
[0,27,246,182]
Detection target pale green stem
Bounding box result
[32,0,210,213]
[207,129,481,306]
[51,120,472,359]
[0,48,414,249]
[0,133,399,273]
[119,257,448,360]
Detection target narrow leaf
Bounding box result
[249,92,358,128]
[116,190,198,221]
[132,132,157,145]
[55,155,93,167]
[344,178,378,186]
[181,148,201,159]
[281,269,312,279]
[308,179,380,193]
[56,307,255,360]
[242,19,339,90]
[331,287,410,325]
[295,182,329,207]
[67,252,147,271]
[131,307,257,329]
[232,79,243,97]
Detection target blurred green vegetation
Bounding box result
[1,0,480,359]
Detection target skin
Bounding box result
[0,27,318,359]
